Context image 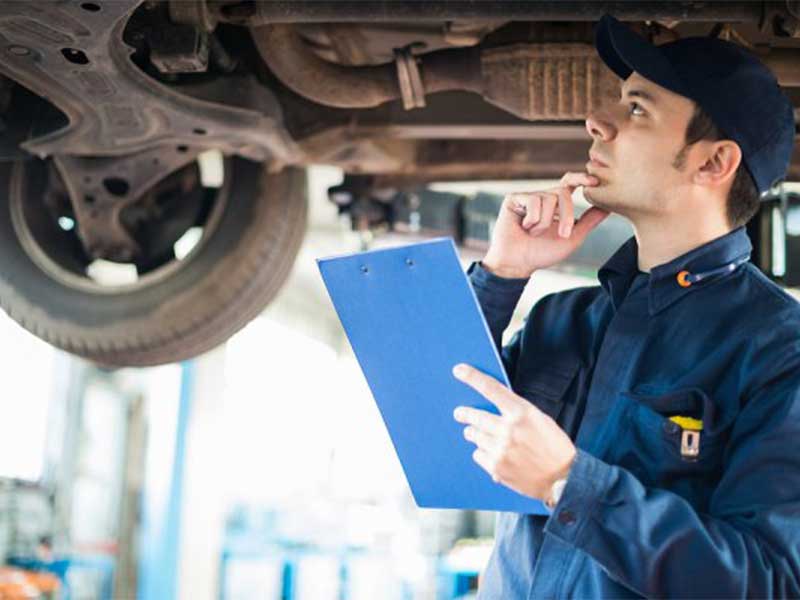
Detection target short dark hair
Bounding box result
[672,103,760,229]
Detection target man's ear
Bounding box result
[693,140,741,188]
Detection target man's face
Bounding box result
[583,72,696,218]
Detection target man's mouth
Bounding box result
[588,152,610,169]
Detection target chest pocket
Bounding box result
[513,356,580,422]
[611,387,728,510]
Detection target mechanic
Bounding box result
[451,14,800,599]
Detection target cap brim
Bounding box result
[594,14,688,97]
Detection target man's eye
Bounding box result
[629,102,645,116]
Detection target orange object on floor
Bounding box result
[0,566,59,599]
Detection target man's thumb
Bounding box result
[572,207,610,242]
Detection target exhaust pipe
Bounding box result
[251,25,617,120]
[251,24,800,121]
[251,25,482,110]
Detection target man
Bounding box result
[451,14,799,598]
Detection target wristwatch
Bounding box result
[544,477,568,511]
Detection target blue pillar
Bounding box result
[137,361,195,600]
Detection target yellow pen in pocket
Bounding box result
[668,415,703,431]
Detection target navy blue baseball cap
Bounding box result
[594,14,796,195]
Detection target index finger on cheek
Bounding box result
[561,171,598,190]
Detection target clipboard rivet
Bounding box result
[360,265,369,274]
[406,258,415,267]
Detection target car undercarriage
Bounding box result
[0,1,797,365]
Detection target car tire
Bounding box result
[0,157,308,367]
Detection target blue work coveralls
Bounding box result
[467,226,800,598]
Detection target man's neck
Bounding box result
[633,213,732,273]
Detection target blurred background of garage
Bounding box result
[1,164,798,600]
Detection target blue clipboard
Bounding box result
[317,237,547,514]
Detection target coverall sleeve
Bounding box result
[543,366,800,598]
[466,260,528,383]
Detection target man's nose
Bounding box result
[585,110,616,141]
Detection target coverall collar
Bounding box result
[598,225,753,315]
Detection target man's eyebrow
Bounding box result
[623,88,658,105]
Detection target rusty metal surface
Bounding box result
[0,0,298,162]
[254,24,799,125]
[168,0,217,32]
[220,1,765,24]
[395,46,426,109]
[297,23,452,66]
[411,138,596,179]
[52,147,201,261]
[0,1,796,189]
[253,23,622,120]
[252,24,401,109]
[254,23,615,119]
[482,43,619,120]
[297,131,596,179]
[355,124,590,140]
[298,134,800,185]
[149,22,210,74]
[762,47,800,87]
